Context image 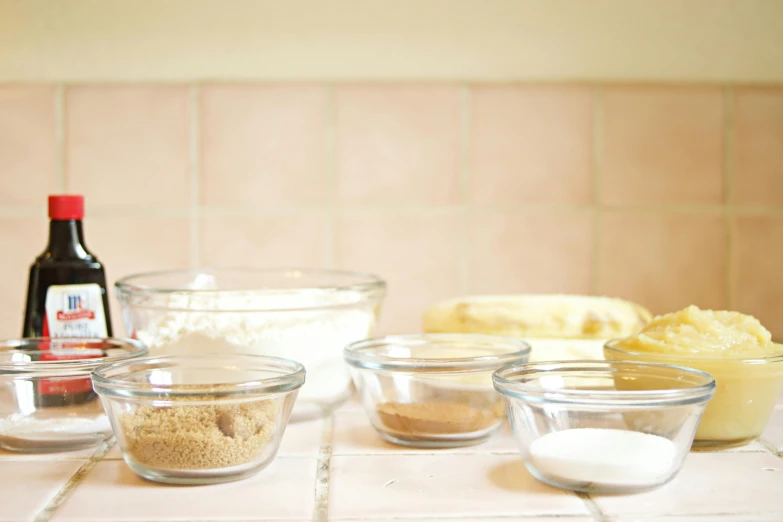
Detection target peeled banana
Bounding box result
[423,294,652,340]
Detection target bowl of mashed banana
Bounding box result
[604,305,783,450]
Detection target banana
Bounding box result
[422,294,652,340]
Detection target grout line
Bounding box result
[0,207,53,218]
[725,213,734,310]
[54,85,66,192]
[199,203,593,214]
[74,516,312,522]
[327,515,595,521]
[6,80,777,88]
[576,492,608,522]
[325,85,338,269]
[313,415,334,522]
[329,514,602,521]
[590,86,604,295]
[0,203,781,219]
[458,85,472,294]
[603,511,783,520]
[723,86,735,207]
[727,205,783,214]
[32,439,115,522]
[757,438,782,458]
[723,86,735,309]
[189,84,201,267]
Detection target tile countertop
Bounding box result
[3,398,783,522]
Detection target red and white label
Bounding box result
[38,347,104,395]
[44,284,107,338]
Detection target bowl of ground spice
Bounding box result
[344,334,530,448]
[91,353,305,485]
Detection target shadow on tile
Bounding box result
[487,459,534,492]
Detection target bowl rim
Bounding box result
[114,267,387,313]
[0,337,148,374]
[604,338,783,364]
[344,334,531,372]
[493,359,716,408]
[91,353,306,400]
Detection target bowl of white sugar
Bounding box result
[115,268,385,421]
[493,360,715,494]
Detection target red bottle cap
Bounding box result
[48,195,84,220]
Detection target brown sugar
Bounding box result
[119,399,279,470]
[376,401,497,435]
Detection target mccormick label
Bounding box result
[43,283,108,338]
[38,346,105,395]
[38,284,108,401]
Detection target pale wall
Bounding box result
[2,0,783,82]
[1,1,782,337]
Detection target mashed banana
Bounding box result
[618,305,776,357]
[608,306,783,449]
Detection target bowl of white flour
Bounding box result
[115,268,386,420]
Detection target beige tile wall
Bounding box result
[0,83,781,338]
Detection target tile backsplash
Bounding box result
[0,83,781,337]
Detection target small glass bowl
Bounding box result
[344,334,531,448]
[494,360,715,494]
[0,338,147,453]
[605,340,783,449]
[92,354,305,485]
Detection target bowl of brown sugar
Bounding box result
[344,334,530,448]
[91,353,304,484]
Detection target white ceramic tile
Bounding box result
[277,417,324,456]
[366,519,593,522]
[760,408,783,451]
[336,394,364,413]
[52,457,316,521]
[331,411,518,456]
[612,512,783,522]
[593,453,783,517]
[102,442,123,460]
[0,460,82,521]
[329,454,587,519]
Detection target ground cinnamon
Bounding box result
[376,401,497,435]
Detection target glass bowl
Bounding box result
[0,338,147,453]
[115,268,385,421]
[92,353,305,485]
[344,334,531,448]
[494,360,715,494]
[604,340,783,449]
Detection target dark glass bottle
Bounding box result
[22,195,112,407]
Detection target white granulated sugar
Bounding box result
[529,428,677,488]
[0,414,111,439]
[134,288,376,408]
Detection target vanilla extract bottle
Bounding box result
[22,195,112,407]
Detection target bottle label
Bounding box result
[44,284,108,338]
[38,346,105,395]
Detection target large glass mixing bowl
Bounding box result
[115,268,386,420]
